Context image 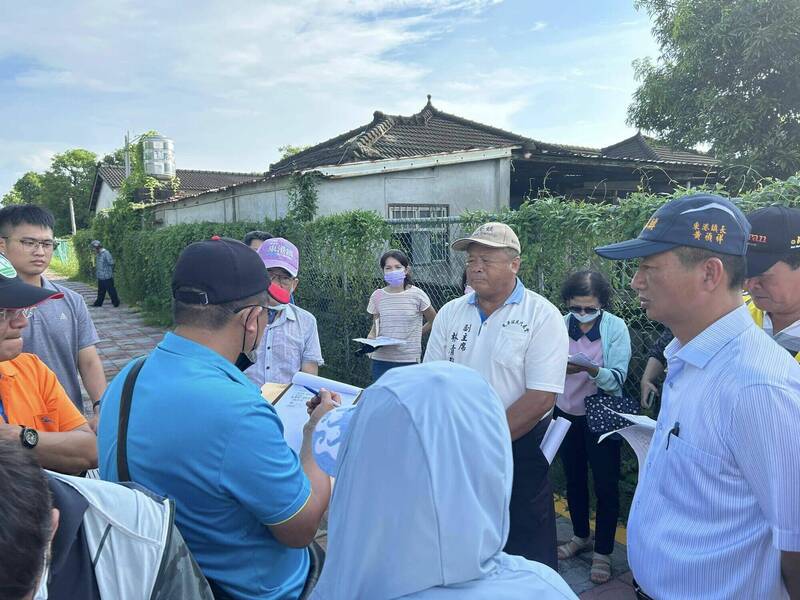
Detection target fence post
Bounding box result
[341,264,351,376]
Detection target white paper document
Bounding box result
[567,352,599,368]
[263,373,362,453]
[540,417,572,464]
[598,409,657,476]
[352,336,407,348]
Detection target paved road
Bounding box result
[53,272,636,598]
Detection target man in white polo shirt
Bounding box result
[424,222,568,569]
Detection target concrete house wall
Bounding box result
[151,155,511,226]
[95,181,118,212]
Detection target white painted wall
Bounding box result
[153,178,292,226]
[149,157,511,226]
[94,182,118,212]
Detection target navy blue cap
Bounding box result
[595,194,750,260]
[172,236,270,305]
[745,205,800,277]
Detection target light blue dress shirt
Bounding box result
[628,304,800,599]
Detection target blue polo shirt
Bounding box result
[467,277,525,322]
[97,333,311,600]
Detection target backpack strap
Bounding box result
[117,356,147,482]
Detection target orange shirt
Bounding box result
[0,353,87,432]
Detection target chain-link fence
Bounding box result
[296,215,665,402]
[296,214,664,519]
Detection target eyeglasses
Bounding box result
[0,306,37,321]
[568,305,601,315]
[1,237,60,252]
[267,270,295,286]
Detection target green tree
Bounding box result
[40,149,97,234]
[629,0,800,178]
[102,147,127,166]
[1,171,43,206]
[287,173,319,222]
[278,144,310,160]
[1,189,23,206]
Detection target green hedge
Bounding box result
[77,175,800,384]
[77,176,800,520]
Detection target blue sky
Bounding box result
[0,0,659,195]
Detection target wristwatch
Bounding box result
[20,426,39,449]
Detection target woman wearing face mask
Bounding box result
[554,270,631,585]
[366,250,437,382]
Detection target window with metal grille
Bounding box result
[388,204,449,265]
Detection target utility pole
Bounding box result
[68,197,77,235]
[124,131,131,178]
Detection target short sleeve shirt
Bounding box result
[367,286,432,363]
[22,276,100,411]
[0,353,87,431]
[97,333,311,600]
[245,304,324,386]
[423,279,568,408]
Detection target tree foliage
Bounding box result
[287,172,319,222]
[42,149,97,234]
[2,150,97,234]
[117,132,179,204]
[629,0,800,178]
[278,144,310,160]
[2,171,43,206]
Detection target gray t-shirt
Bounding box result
[21,276,100,412]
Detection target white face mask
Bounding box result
[572,310,600,324]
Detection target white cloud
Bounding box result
[0,1,659,193]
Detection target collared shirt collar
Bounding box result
[268,303,297,326]
[568,312,603,341]
[0,359,17,378]
[468,277,525,306]
[664,304,753,369]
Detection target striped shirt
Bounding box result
[367,286,431,363]
[627,304,800,599]
[245,304,323,386]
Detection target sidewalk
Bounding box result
[52,272,635,598]
[48,273,166,384]
[556,515,635,598]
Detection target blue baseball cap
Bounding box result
[595,193,751,260]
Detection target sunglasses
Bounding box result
[568,305,600,315]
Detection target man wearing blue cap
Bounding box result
[595,194,800,600]
[97,236,338,600]
[743,205,800,362]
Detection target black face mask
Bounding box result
[235,351,256,372]
[235,306,260,372]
